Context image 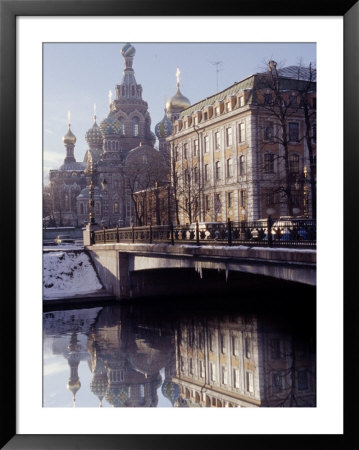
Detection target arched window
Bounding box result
[132,117,139,136]
[215,161,221,180]
[119,120,125,136]
[239,155,246,176]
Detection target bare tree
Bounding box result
[172,142,201,224]
[256,61,316,218]
[125,146,168,226]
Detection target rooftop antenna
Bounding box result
[210,61,223,92]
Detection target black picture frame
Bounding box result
[1,0,357,448]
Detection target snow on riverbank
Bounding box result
[43,249,103,300]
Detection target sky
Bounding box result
[43,42,316,183]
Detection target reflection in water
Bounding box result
[43,292,316,407]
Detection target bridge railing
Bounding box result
[92,219,316,248]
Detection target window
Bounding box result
[227,191,233,208]
[238,122,246,143]
[245,337,251,359]
[226,158,233,177]
[232,335,239,356]
[264,93,273,105]
[79,203,84,214]
[113,202,119,213]
[246,371,254,393]
[189,358,194,375]
[194,167,198,183]
[298,370,309,391]
[203,112,208,120]
[225,127,232,147]
[174,146,179,160]
[220,334,226,354]
[199,360,205,378]
[209,333,215,352]
[183,143,188,159]
[289,122,299,141]
[233,368,240,388]
[221,366,228,385]
[210,363,216,382]
[264,122,274,141]
[204,164,209,182]
[264,153,275,173]
[265,192,275,207]
[289,154,300,175]
[239,96,245,107]
[180,357,185,372]
[214,131,221,150]
[204,135,209,153]
[289,93,297,106]
[193,139,199,156]
[215,161,221,180]
[272,373,283,391]
[270,338,281,359]
[240,190,246,208]
[239,155,246,176]
[113,180,119,189]
[215,194,222,214]
[132,117,139,136]
[205,195,210,211]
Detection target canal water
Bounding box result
[43,284,316,408]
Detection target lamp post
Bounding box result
[85,160,108,226]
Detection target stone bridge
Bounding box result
[85,241,316,301]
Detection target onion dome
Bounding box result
[85,116,103,148]
[67,379,81,398]
[155,111,173,139]
[90,372,108,405]
[105,385,129,407]
[166,87,191,114]
[121,43,136,58]
[63,124,77,144]
[166,69,191,115]
[161,380,180,406]
[100,113,122,136]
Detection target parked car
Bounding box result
[53,234,75,244]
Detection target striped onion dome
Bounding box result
[100,113,122,136]
[85,117,103,148]
[155,111,173,139]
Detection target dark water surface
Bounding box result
[43,284,316,407]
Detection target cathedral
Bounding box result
[48,43,187,228]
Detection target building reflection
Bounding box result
[87,305,174,407]
[43,302,316,408]
[172,313,316,407]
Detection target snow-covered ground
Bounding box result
[43,247,104,300]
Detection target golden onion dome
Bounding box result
[166,87,191,113]
[63,125,77,144]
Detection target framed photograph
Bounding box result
[1,0,357,448]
